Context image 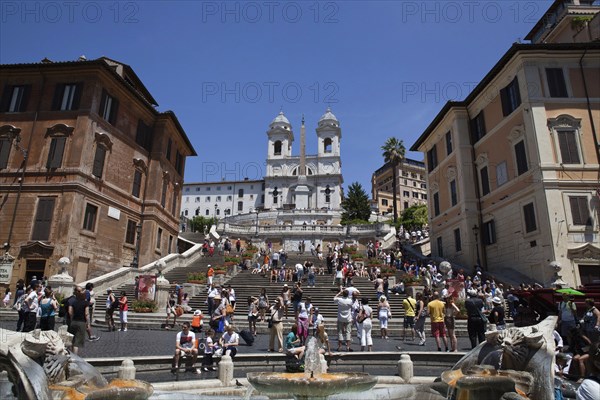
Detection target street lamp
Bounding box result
[130,223,142,268]
[214,203,218,220]
[472,224,481,269]
[255,209,260,238]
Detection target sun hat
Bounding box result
[194,309,202,316]
[106,288,112,292]
[492,296,502,304]
[467,289,478,297]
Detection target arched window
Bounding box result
[274,140,282,155]
[324,138,332,153]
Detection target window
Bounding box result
[156,227,162,249]
[205,209,209,216]
[546,68,568,98]
[206,187,211,191]
[413,182,417,187]
[454,229,462,252]
[569,196,591,226]
[46,137,66,169]
[514,140,528,176]
[437,237,444,258]
[31,197,55,241]
[500,77,521,116]
[484,220,496,245]
[171,192,178,216]
[52,83,82,111]
[217,186,221,191]
[523,202,537,233]
[226,195,232,201]
[0,137,12,169]
[433,192,440,217]
[83,203,98,231]
[161,181,167,208]
[216,196,221,201]
[382,199,388,206]
[445,131,453,155]
[479,166,490,196]
[403,191,410,197]
[496,162,508,187]
[412,192,419,198]
[227,186,232,190]
[470,111,486,143]
[450,180,457,206]
[99,90,119,125]
[238,189,244,197]
[185,187,189,192]
[421,183,427,189]
[1,85,30,112]
[237,201,243,211]
[324,138,332,153]
[206,196,211,202]
[125,220,137,245]
[404,201,409,209]
[175,151,183,175]
[421,193,427,200]
[427,145,438,172]
[557,130,580,164]
[184,210,188,216]
[132,170,142,198]
[169,235,173,253]
[274,140,282,155]
[135,119,153,152]
[92,145,106,179]
[166,138,172,161]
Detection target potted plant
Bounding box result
[187,272,207,284]
[399,272,421,286]
[132,299,158,313]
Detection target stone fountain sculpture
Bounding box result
[0,327,152,399]
[247,337,377,400]
[442,316,558,400]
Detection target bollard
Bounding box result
[117,358,136,380]
[397,353,413,383]
[218,355,234,386]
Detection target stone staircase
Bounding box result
[89,251,470,335]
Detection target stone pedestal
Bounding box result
[48,272,74,297]
[118,358,136,380]
[218,355,234,386]
[406,285,424,299]
[294,176,310,210]
[156,276,171,311]
[397,353,413,383]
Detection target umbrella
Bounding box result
[556,288,585,296]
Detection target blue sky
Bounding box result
[0,0,552,191]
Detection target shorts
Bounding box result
[403,316,415,328]
[120,310,128,323]
[431,321,446,338]
[69,320,87,348]
[444,316,455,330]
[337,320,352,341]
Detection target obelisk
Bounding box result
[294,114,310,210]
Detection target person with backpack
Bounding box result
[105,288,117,332]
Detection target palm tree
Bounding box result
[381,137,406,224]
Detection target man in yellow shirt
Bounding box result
[427,292,449,352]
[402,295,417,341]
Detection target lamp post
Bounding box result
[214,203,218,221]
[472,224,481,269]
[131,223,142,268]
[255,209,260,238]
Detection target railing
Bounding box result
[79,242,203,295]
[218,222,392,238]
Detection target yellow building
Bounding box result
[371,158,427,216]
[411,0,600,287]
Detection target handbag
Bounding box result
[356,308,367,323]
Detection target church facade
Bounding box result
[264,108,343,212]
[181,108,343,221]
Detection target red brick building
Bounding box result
[0,57,196,288]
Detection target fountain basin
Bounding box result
[247,372,377,400]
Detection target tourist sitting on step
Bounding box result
[171,322,200,375]
[219,325,240,359]
[285,323,305,360]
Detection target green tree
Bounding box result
[399,204,428,231]
[341,182,371,224]
[381,137,406,224]
[189,216,217,233]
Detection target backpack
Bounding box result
[58,295,73,318]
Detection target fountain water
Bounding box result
[247,337,376,400]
